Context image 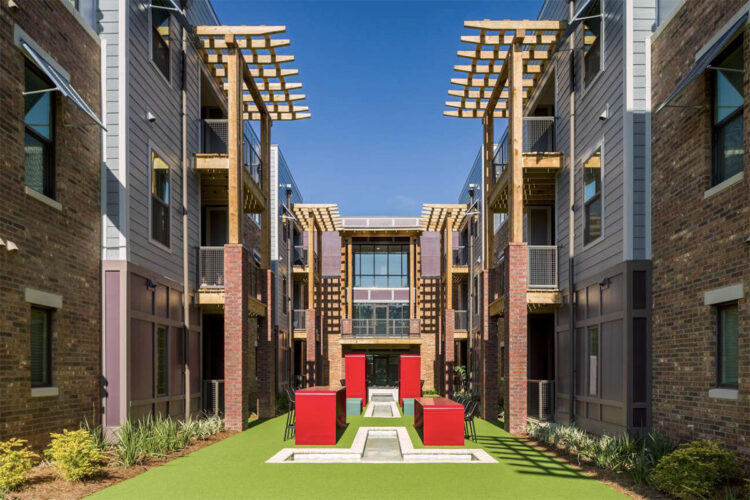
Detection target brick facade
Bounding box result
[502,243,528,433]
[651,0,750,455]
[223,244,250,431]
[0,1,101,447]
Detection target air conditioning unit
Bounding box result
[203,379,225,417]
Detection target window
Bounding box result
[587,325,599,396]
[30,307,52,387]
[582,0,602,88]
[353,244,409,288]
[155,326,168,396]
[712,37,744,185]
[717,303,738,388]
[24,61,55,198]
[151,151,170,247]
[150,4,171,81]
[583,146,602,244]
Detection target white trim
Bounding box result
[25,288,63,309]
[120,0,130,262]
[25,187,62,212]
[652,0,688,40]
[148,3,173,88]
[644,34,653,260]
[57,0,99,42]
[704,172,744,199]
[581,0,606,96]
[147,142,173,252]
[100,39,108,257]
[31,387,59,398]
[704,284,744,305]
[623,0,633,260]
[708,388,739,400]
[581,140,605,250]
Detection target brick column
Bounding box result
[444,309,455,395]
[503,242,527,434]
[254,269,276,418]
[480,269,499,420]
[305,308,316,386]
[224,244,249,431]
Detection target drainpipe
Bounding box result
[567,0,577,426]
[181,28,191,418]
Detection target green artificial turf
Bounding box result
[90,413,625,500]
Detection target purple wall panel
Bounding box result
[189,330,201,388]
[104,271,120,427]
[170,327,185,396]
[155,285,168,318]
[130,319,154,400]
[353,289,368,301]
[371,289,391,301]
[393,289,409,301]
[322,232,341,276]
[420,232,440,277]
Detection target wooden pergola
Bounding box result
[292,204,342,233]
[444,19,566,260]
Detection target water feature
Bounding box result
[362,430,402,461]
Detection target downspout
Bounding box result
[181,28,191,418]
[567,0,577,426]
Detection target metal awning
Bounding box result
[20,40,105,129]
[656,13,747,113]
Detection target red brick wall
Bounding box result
[502,243,528,433]
[0,2,101,447]
[223,244,249,431]
[652,0,750,455]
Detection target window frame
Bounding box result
[581,0,605,92]
[716,302,739,389]
[24,60,56,199]
[582,142,604,247]
[352,243,409,288]
[710,36,745,187]
[154,325,169,397]
[29,306,53,388]
[148,3,172,85]
[587,325,600,397]
[149,146,172,250]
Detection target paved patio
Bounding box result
[91,414,625,499]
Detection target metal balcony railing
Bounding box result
[201,119,262,187]
[527,245,558,289]
[493,117,556,181]
[454,310,468,331]
[293,309,306,330]
[351,319,410,338]
[293,245,317,266]
[528,379,554,421]
[452,245,468,266]
[199,246,224,288]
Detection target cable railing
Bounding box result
[199,246,224,288]
[201,119,262,187]
[351,319,410,338]
[293,309,306,330]
[454,310,468,331]
[527,245,558,289]
[493,117,556,181]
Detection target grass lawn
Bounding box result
[90,413,625,499]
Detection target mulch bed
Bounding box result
[520,436,670,500]
[6,432,233,500]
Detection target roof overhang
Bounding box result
[292,204,342,232]
[195,25,310,121]
[420,204,468,231]
[444,19,566,120]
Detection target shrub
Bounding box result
[0,439,38,492]
[45,430,104,482]
[650,440,743,499]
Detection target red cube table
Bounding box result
[414,397,465,446]
[294,386,346,445]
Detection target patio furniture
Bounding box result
[294,386,346,445]
[414,397,464,446]
[464,401,479,442]
[284,386,295,441]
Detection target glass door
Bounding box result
[375,305,388,336]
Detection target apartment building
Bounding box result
[0,0,103,447]
[98,0,311,433]
[651,0,749,454]
[447,0,656,435]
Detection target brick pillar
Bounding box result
[480,269,499,420]
[224,244,249,431]
[503,242,527,434]
[444,309,455,395]
[305,308,316,386]
[255,269,276,418]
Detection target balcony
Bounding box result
[452,245,468,267]
[489,117,562,212]
[488,246,561,317]
[454,310,468,331]
[195,246,266,316]
[352,319,410,338]
[199,246,224,288]
[293,309,306,331]
[195,119,265,213]
[527,245,558,289]
[292,245,318,267]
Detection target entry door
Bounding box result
[373,356,388,387]
[374,305,388,336]
[205,207,228,246]
[525,206,553,245]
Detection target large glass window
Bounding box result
[717,303,738,388]
[353,244,408,287]
[151,151,170,247]
[30,307,52,387]
[583,147,602,244]
[712,38,744,185]
[582,0,602,88]
[25,61,55,198]
[151,4,171,81]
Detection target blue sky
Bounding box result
[211,0,544,216]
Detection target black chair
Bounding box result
[464,401,478,442]
[340,379,346,387]
[420,379,425,395]
[284,386,296,441]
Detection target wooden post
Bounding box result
[226,42,243,245]
[508,41,524,243]
[260,113,271,268]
